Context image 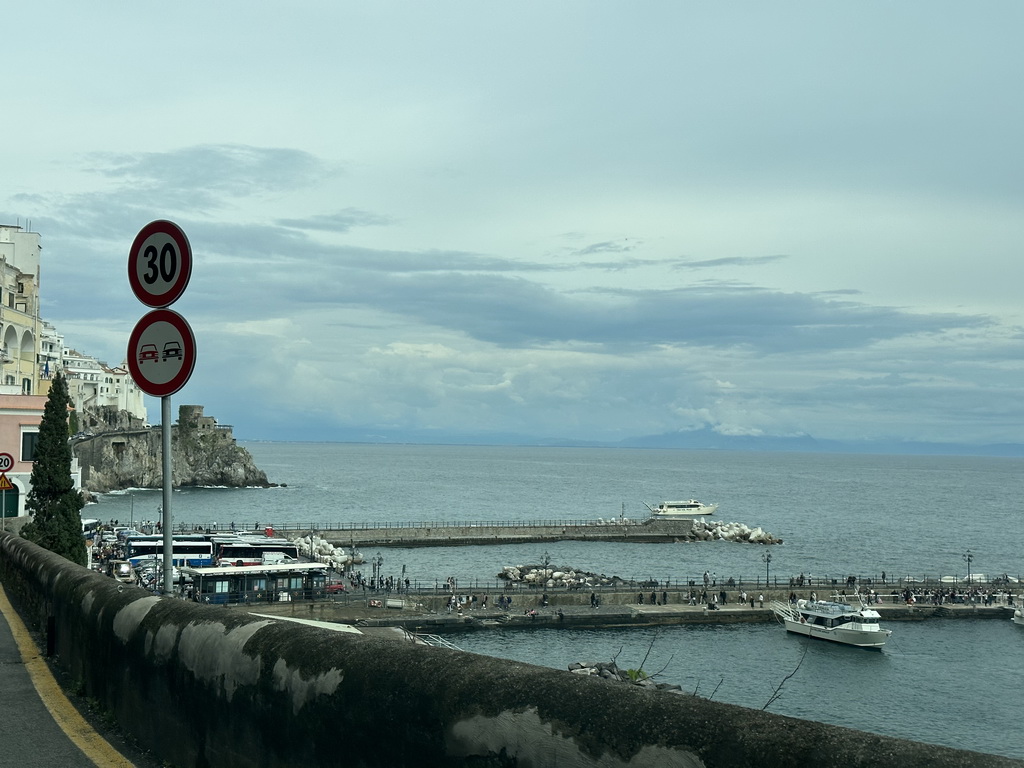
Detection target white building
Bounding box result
[0,224,43,395]
[0,224,148,426]
[62,348,148,425]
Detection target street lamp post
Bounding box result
[372,552,384,590]
[762,552,772,586]
[963,550,974,584]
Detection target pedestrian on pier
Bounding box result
[590,592,597,608]
[758,593,764,608]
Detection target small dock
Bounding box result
[277,517,700,548]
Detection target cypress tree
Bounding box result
[20,371,87,566]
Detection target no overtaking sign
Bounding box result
[127,308,197,398]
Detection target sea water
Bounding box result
[86,444,1024,758]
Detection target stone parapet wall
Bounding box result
[0,531,1016,768]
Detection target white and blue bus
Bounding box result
[124,534,215,567]
[213,538,301,566]
[181,562,327,605]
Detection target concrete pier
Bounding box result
[243,585,1018,633]
[281,517,705,547]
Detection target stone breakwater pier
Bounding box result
[277,516,781,549]
[249,589,1019,634]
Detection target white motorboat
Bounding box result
[645,499,718,518]
[770,594,892,650]
[1012,607,1024,627]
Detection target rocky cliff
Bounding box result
[72,406,273,493]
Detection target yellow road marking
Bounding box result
[0,582,135,768]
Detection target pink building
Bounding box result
[0,393,50,520]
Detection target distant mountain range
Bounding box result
[245,424,1024,458]
[616,428,1024,457]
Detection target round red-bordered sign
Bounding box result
[128,220,193,307]
[127,309,197,397]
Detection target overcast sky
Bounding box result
[4,3,1024,447]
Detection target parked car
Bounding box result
[106,560,135,584]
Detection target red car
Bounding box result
[326,583,346,593]
[139,344,159,363]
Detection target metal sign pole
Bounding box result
[162,395,173,595]
[127,220,195,597]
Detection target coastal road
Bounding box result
[0,583,154,768]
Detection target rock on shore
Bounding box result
[568,661,685,693]
[690,519,782,544]
[498,564,625,589]
[73,405,275,492]
[293,534,365,569]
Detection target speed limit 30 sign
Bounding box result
[128,220,192,308]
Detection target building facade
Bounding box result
[0,224,43,396]
[0,225,100,521]
[62,348,148,427]
[0,393,84,521]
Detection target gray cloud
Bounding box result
[91,145,333,197]
[276,209,395,233]
[7,0,1024,450]
[677,255,788,269]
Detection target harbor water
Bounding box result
[87,443,1024,759]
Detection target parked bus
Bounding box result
[123,535,215,567]
[180,562,327,604]
[214,538,301,566]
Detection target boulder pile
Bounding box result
[568,661,684,693]
[497,564,624,589]
[689,519,781,544]
[291,534,364,569]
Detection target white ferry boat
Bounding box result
[645,499,718,518]
[770,594,892,649]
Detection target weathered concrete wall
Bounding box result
[0,531,1018,768]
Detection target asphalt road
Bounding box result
[0,584,163,768]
